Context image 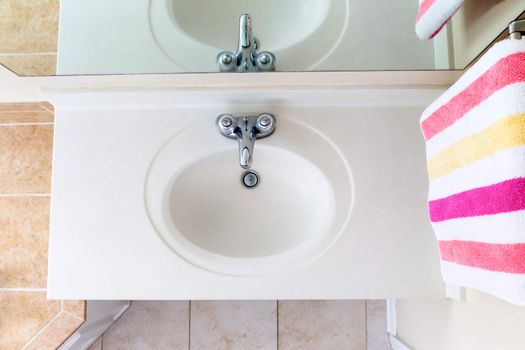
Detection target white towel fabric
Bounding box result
[420,38,525,305]
[416,0,464,40]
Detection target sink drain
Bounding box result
[241,170,259,188]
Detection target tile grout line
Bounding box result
[188,300,192,350]
[0,122,54,127]
[0,110,53,113]
[62,309,85,322]
[40,105,55,114]
[276,300,279,350]
[21,310,62,350]
[0,194,51,197]
[0,287,47,292]
[0,52,57,57]
[365,300,369,350]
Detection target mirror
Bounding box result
[0,0,523,76]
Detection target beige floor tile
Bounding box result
[0,54,57,76]
[0,0,59,53]
[0,125,53,194]
[103,301,189,350]
[278,300,366,350]
[0,102,49,113]
[191,300,277,350]
[0,196,50,288]
[63,300,87,320]
[25,311,84,350]
[366,300,392,350]
[0,291,60,350]
[0,111,54,124]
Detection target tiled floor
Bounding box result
[366,300,392,350]
[279,300,367,350]
[191,301,277,350]
[0,102,85,350]
[89,300,391,350]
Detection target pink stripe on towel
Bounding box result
[421,52,525,140]
[421,39,525,305]
[439,240,525,273]
[429,178,525,222]
[415,0,464,40]
[416,0,436,21]
[429,16,452,39]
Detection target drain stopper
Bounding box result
[242,171,259,188]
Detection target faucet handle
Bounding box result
[217,52,236,72]
[255,52,276,72]
[255,113,276,135]
[216,114,237,137]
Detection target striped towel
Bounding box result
[416,0,464,40]
[420,38,525,305]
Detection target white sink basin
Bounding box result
[145,118,352,275]
[46,85,447,300]
[149,0,349,70]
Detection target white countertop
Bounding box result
[45,82,447,300]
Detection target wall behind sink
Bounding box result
[0,102,85,349]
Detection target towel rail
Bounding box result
[509,19,525,39]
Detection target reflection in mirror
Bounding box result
[0,0,59,75]
[0,0,523,76]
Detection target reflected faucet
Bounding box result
[217,14,276,72]
[216,113,276,169]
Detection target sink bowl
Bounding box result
[148,0,349,71]
[171,0,329,52]
[145,117,352,275]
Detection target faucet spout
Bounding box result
[216,113,277,170]
[238,14,253,49]
[237,116,257,169]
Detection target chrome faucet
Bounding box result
[509,19,525,39]
[217,14,276,72]
[216,113,276,169]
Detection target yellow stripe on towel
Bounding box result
[428,113,525,180]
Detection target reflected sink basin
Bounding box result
[145,117,352,275]
[148,0,349,71]
[171,0,330,52]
